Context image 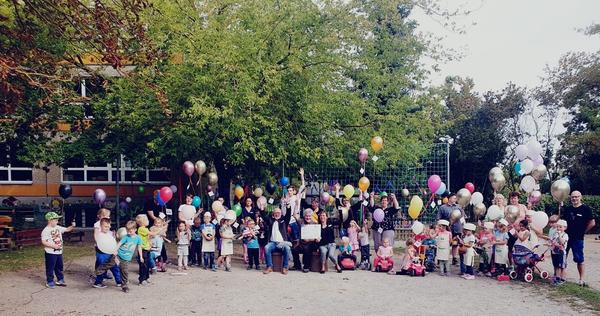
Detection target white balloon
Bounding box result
[531,211,549,231]
[486,205,503,220]
[519,175,536,193]
[515,144,529,161]
[125,197,132,203]
[527,140,543,157]
[182,207,195,220]
[96,233,117,254]
[411,220,424,234]
[470,192,484,205]
[521,159,534,174]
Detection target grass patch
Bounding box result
[550,282,600,312]
[0,242,92,273]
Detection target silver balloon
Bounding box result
[551,179,571,203]
[456,188,471,208]
[505,205,519,223]
[195,160,207,175]
[208,172,218,186]
[474,203,486,219]
[489,167,503,182]
[491,173,506,192]
[450,209,462,223]
[402,189,410,198]
[531,164,547,181]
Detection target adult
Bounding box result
[334,183,362,237]
[369,192,400,251]
[507,191,528,262]
[563,191,596,287]
[437,192,465,265]
[240,197,257,264]
[318,212,342,273]
[291,209,320,272]
[178,193,202,226]
[262,205,293,275]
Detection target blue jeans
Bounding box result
[203,252,215,268]
[149,252,157,269]
[44,252,64,283]
[460,253,466,274]
[94,253,122,285]
[265,241,291,269]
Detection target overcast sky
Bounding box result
[413,0,600,93]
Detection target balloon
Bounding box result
[119,201,128,210]
[358,177,370,192]
[212,201,224,212]
[527,140,543,157]
[520,175,536,193]
[280,177,290,187]
[490,173,506,192]
[402,189,410,198]
[320,192,331,204]
[194,160,207,176]
[137,186,145,193]
[116,227,127,240]
[234,186,244,200]
[436,182,446,195]
[192,196,201,208]
[370,136,383,153]
[125,197,132,203]
[514,162,523,176]
[182,161,194,177]
[358,148,369,163]
[450,209,462,222]
[531,164,547,181]
[411,221,424,234]
[486,205,503,220]
[408,196,423,220]
[96,233,117,254]
[531,211,549,231]
[257,196,267,210]
[159,186,173,203]
[470,192,483,205]
[206,185,213,192]
[520,159,534,174]
[515,144,529,161]
[464,182,475,194]
[473,203,486,218]
[59,184,72,199]
[225,209,237,221]
[182,206,195,220]
[488,167,503,182]
[232,204,242,217]
[427,175,442,193]
[442,197,448,204]
[94,189,106,204]
[156,190,164,206]
[505,205,519,223]
[343,185,354,199]
[551,179,571,203]
[456,188,471,208]
[169,185,178,193]
[207,172,218,186]
[373,208,385,223]
[532,154,544,167]
[528,190,542,205]
[266,182,276,194]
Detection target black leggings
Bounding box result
[248,248,259,268]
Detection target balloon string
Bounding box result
[189,176,196,195]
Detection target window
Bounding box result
[0,144,33,183]
[61,155,170,184]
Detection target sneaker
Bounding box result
[263,267,273,274]
[56,279,67,287]
[303,268,310,273]
[203,266,208,270]
[282,268,288,275]
[225,267,231,272]
[122,286,129,293]
[256,265,260,270]
[485,272,492,277]
[578,280,587,287]
[46,282,56,289]
[93,283,107,289]
[465,275,475,280]
[247,266,253,270]
[116,283,122,287]
[452,258,458,265]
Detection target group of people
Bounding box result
[40,169,595,292]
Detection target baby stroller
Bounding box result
[422,240,436,272]
[509,245,550,283]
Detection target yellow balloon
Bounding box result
[234,186,244,200]
[371,136,383,153]
[358,177,370,192]
[343,184,355,199]
[408,195,423,220]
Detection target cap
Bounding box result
[556,219,567,228]
[498,219,509,226]
[45,212,61,221]
[379,191,388,197]
[203,212,212,218]
[483,222,495,230]
[437,219,450,226]
[463,223,476,231]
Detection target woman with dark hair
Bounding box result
[318,212,342,273]
[369,192,400,251]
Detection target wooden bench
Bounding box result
[310,250,328,272]
[271,251,283,272]
[15,228,42,249]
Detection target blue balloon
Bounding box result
[192,196,201,208]
[514,162,522,175]
[436,182,446,195]
[156,191,165,206]
[280,177,290,186]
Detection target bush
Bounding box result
[530,194,600,234]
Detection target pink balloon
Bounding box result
[182,161,194,177]
[358,148,369,163]
[373,208,385,223]
[464,182,475,194]
[528,190,542,205]
[159,186,173,203]
[427,175,442,193]
[320,192,331,204]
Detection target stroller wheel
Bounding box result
[524,273,534,283]
[509,270,518,280]
[540,271,549,279]
[525,267,533,274]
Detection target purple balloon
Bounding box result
[94,189,106,204]
[170,185,178,193]
[532,154,544,167]
[119,201,129,210]
[373,208,385,223]
[182,161,194,177]
[320,192,331,204]
[427,175,442,193]
[358,148,369,163]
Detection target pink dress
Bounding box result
[348,226,359,251]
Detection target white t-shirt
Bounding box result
[270,222,284,242]
[41,225,68,254]
[358,231,369,246]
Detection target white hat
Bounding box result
[526,210,535,216]
[437,219,450,226]
[483,222,495,230]
[557,219,568,228]
[463,223,476,231]
[203,212,212,218]
[498,218,509,226]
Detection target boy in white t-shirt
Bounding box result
[551,219,569,285]
[41,212,75,288]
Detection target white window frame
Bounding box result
[0,164,34,184]
[61,155,170,184]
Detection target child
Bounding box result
[176,221,191,270]
[493,219,510,276]
[423,225,437,272]
[396,238,417,275]
[136,214,153,285]
[476,222,495,275]
[347,220,360,256]
[358,219,371,270]
[550,219,569,285]
[372,238,394,274]
[151,218,170,272]
[117,220,143,293]
[434,219,452,276]
[93,208,111,281]
[242,219,260,270]
[547,215,559,241]
[461,223,476,280]
[41,212,75,288]
[190,217,203,267]
[217,214,235,271]
[93,218,123,288]
[201,212,217,271]
[337,236,357,267]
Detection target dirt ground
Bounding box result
[0,237,598,316]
